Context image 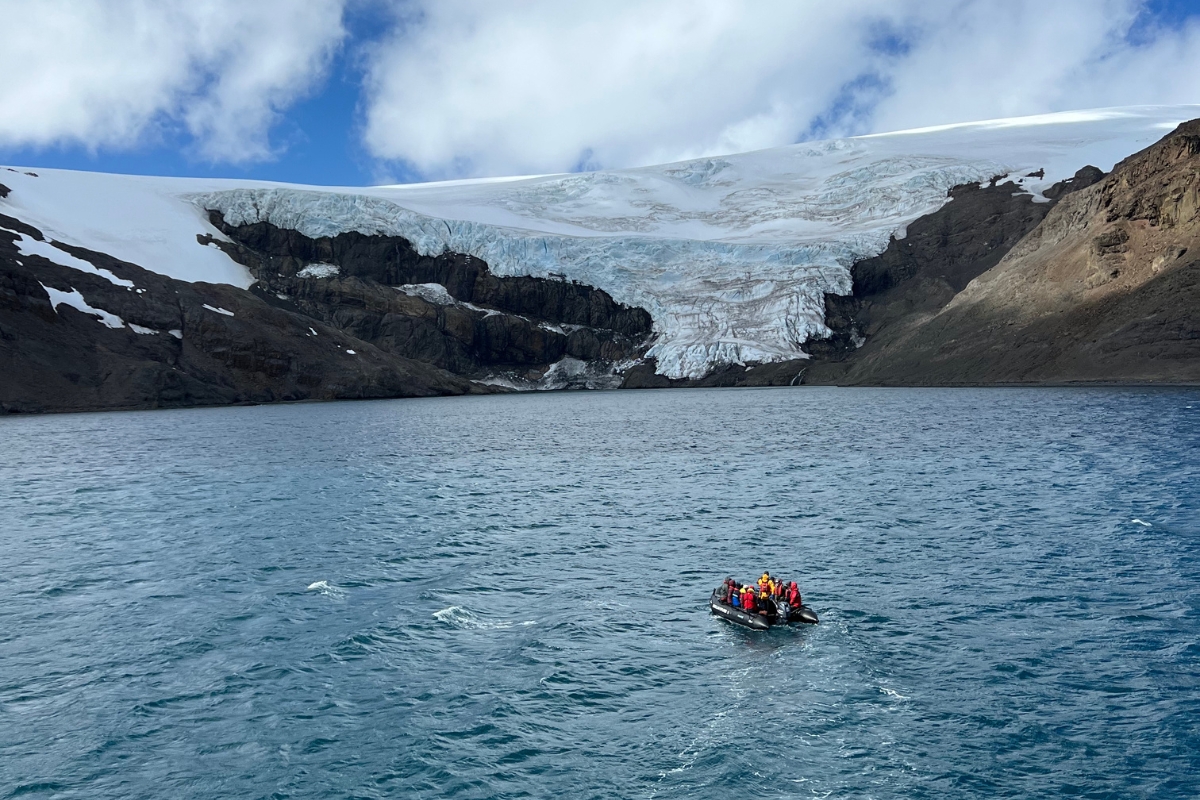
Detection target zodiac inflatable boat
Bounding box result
[710,587,819,630]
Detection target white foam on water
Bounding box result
[433,605,535,629]
[306,580,346,599]
[1131,519,1153,527]
[879,686,910,701]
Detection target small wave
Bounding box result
[1131,519,1152,527]
[306,580,346,599]
[433,605,535,630]
[879,687,909,701]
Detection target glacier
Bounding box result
[4,105,1198,379]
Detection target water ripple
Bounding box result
[0,387,1197,798]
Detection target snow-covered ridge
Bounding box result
[4,106,1197,378]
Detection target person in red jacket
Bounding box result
[786,581,802,608]
[742,587,756,613]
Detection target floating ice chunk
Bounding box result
[18,234,134,288]
[40,284,125,328]
[296,263,339,278]
[397,282,455,305]
[202,303,234,316]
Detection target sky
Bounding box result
[1,0,1199,187]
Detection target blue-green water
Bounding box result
[2,388,1198,799]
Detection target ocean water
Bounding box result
[1,387,1198,799]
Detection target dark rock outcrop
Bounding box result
[620,358,807,389]
[803,167,1108,383]
[0,218,487,414]
[204,214,653,386]
[207,213,652,337]
[806,121,1200,385]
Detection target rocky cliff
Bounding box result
[804,120,1200,385]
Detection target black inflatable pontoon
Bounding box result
[710,588,818,630]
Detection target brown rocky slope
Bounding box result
[805,120,1200,385]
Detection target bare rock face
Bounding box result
[0,214,488,413]
[805,174,1096,372]
[206,214,653,385]
[816,120,1200,385]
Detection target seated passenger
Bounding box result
[742,588,756,613]
[787,581,801,607]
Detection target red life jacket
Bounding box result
[787,587,800,605]
[743,591,756,611]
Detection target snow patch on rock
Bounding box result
[41,284,125,329]
[18,234,134,288]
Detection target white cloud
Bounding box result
[362,0,908,178]
[361,0,1200,179]
[0,0,348,163]
[869,0,1200,133]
